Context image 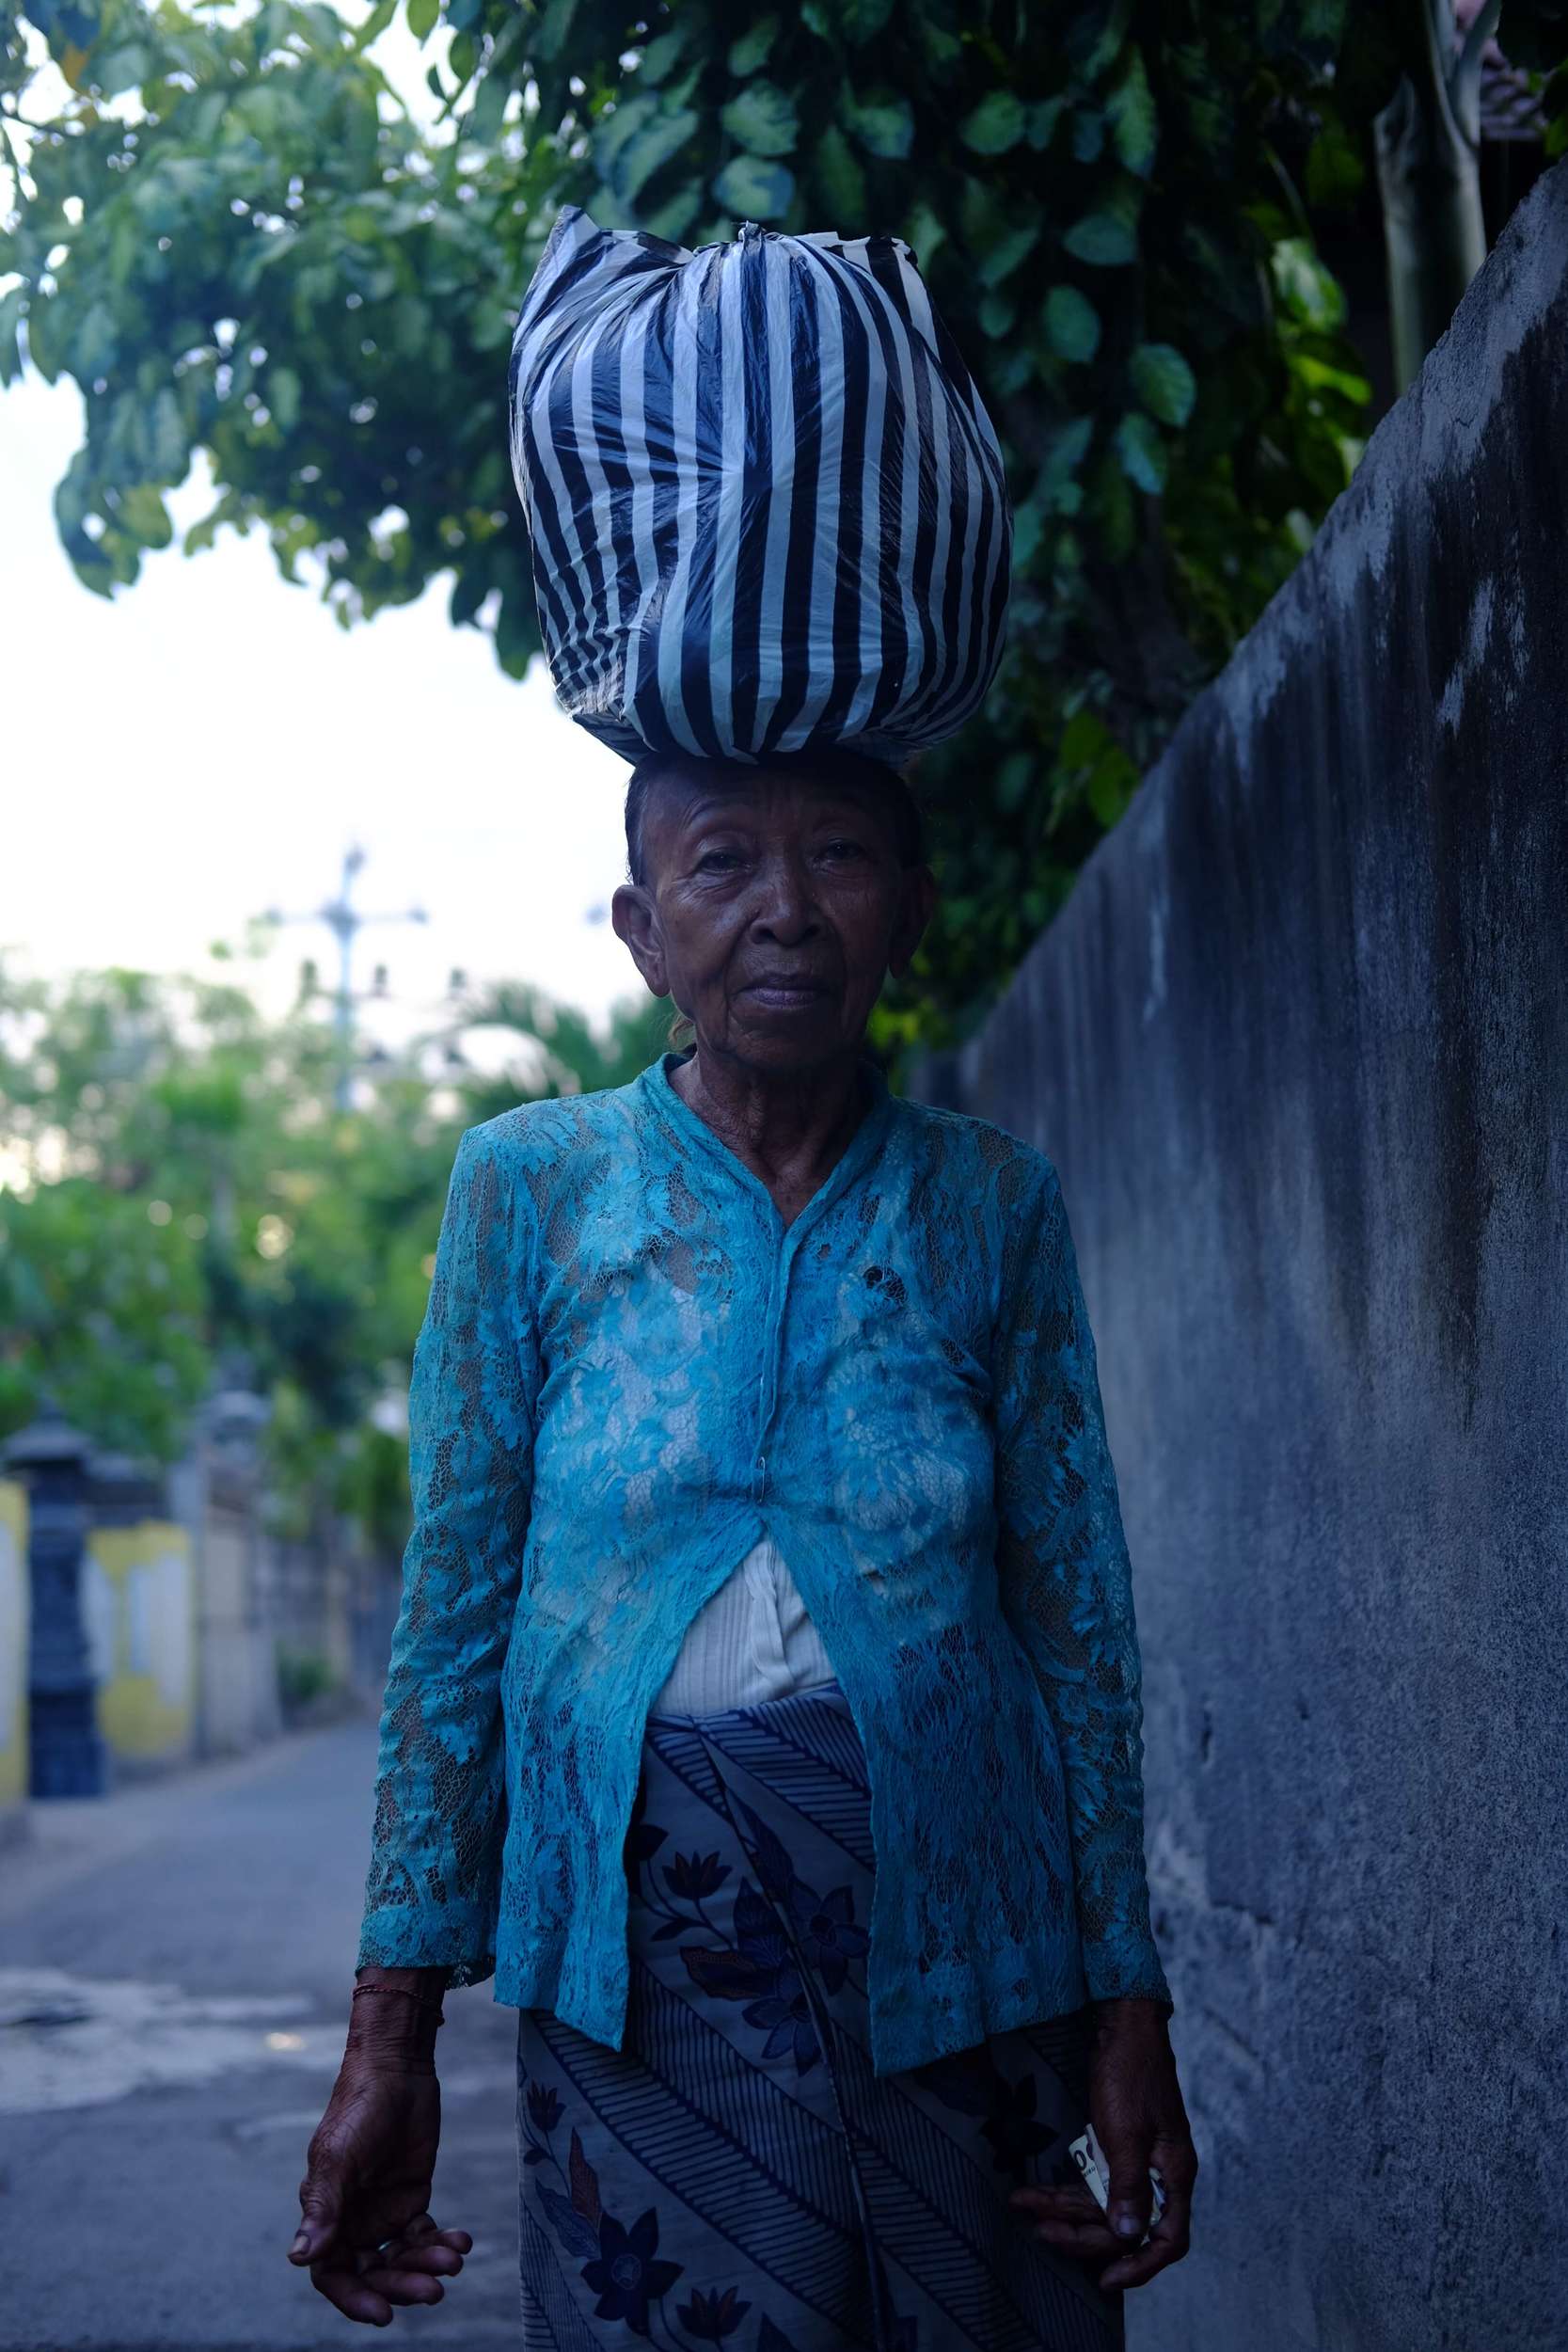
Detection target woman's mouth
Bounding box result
[741,976,832,1010]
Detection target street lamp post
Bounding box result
[261,845,428,1112]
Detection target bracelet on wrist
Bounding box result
[351,1983,447,2025]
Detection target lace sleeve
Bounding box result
[357,1124,537,1987]
[992,1156,1173,2014]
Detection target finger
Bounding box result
[1031,2215,1121,2260]
[1101,2155,1152,2247]
[358,2265,447,2309]
[1008,2184,1102,2215]
[356,2219,472,2267]
[1011,2185,1116,2219]
[1099,2236,1177,2290]
[309,2259,394,2328]
[1097,2197,1193,2292]
[353,2240,467,2280]
[1096,2137,1197,2288]
[291,2166,347,2265]
[389,2209,439,2244]
[1016,2207,1118,2249]
[1009,2189,1117,2253]
[396,2222,472,2256]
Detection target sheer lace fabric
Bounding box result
[359,1054,1172,2075]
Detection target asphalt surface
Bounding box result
[0,1722,525,2352]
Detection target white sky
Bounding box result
[0,5,642,1042]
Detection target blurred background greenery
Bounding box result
[0,953,667,1530]
[3,0,1566,1542]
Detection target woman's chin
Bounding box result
[721,1010,855,1071]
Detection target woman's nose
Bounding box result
[751,854,819,942]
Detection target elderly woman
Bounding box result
[291,745,1196,2348]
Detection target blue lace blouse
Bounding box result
[358,1053,1172,2075]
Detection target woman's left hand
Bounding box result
[1009,1996,1197,2293]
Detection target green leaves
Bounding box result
[597,93,701,204]
[0,287,24,390]
[1044,285,1101,361]
[727,17,779,76]
[1027,96,1068,150]
[720,80,798,158]
[806,0,895,42]
[1062,210,1137,266]
[1130,342,1195,425]
[1115,411,1166,494]
[146,387,188,477]
[840,86,913,160]
[637,25,690,84]
[1271,235,1346,329]
[975,221,1041,289]
[712,154,795,221]
[466,66,512,150]
[960,90,1025,154]
[69,302,118,382]
[995,751,1033,812]
[0,954,674,1505]
[118,482,173,546]
[0,1175,210,1466]
[495,582,538,675]
[622,114,703,204]
[533,0,580,64]
[1304,112,1363,207]
[1105,47,1157,174]
[353,0,398,49]
[641,185,702,244]
[0,0,1384,1058]
[815,124,867,223]
[1040,416,1095,510]
[269,364,302,432]
[1055,707,1140,829]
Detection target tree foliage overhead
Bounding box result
[3,0,1566,1039]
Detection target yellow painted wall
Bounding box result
[83,1521,195,1765]
[0,1481,27,1807]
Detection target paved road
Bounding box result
[0,1723,525,2352]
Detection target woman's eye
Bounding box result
[822,838,868,862]
[695,849,744,873]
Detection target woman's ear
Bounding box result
[611,882,670,1000]
[887,863,939,980]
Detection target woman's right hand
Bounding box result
[290,1972,472,2328]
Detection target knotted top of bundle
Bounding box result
[508,206,1012,771]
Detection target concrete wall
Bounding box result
[182,1464,283,1757]
[0,1479,28,1836]
[81,1520,196,1770]
[922,164,1568,2348]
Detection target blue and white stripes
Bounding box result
[508,205,1012,768]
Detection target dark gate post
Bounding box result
[4,1404,107,1800]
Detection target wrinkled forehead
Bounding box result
[631,748,911,860]
[656,765,889,831]
[626,749,925,887]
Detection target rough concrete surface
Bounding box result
[924,160,1568,2352]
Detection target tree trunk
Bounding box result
[1374,0,1501,393]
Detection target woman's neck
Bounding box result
[671,1042,870,1225]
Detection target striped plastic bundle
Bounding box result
[507,205,1011,768]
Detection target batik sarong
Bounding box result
[516,1678,1122,2351]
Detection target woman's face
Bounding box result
[610,762,937,1076]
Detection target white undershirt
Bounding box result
[651,1534,838,1715]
